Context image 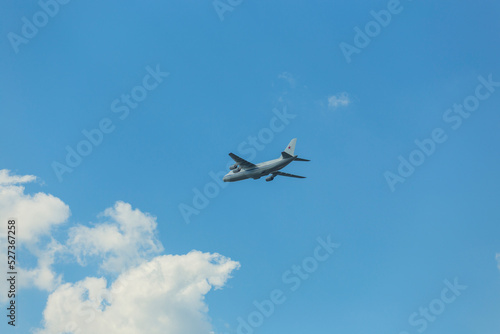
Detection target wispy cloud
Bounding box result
[328,92,351,109]
[0,169,37,185]
[278,71,297,88]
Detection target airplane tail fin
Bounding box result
[284,138,297,156]
[281,138,310,161]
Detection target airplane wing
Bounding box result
[229,153,256,169]
[274,171,306,178]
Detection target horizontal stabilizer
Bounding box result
[281,151,310,162]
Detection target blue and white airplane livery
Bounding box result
[223,138,310,182]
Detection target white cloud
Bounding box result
[67,201,164,273]
[278,71,297,87]
[0,170,70,302]
[19,239,64,292]
[0,170,240,333]
[328,92,350,109]
[0,169,37,185]
[36,251,240,334]
[0,169,70,243]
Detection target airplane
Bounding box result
[223,138,310,182]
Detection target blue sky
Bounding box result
[1,0,500,333]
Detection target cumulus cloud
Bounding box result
[0,170,240,333]
[19,239,65,292]
[0,170,70,302]
[328,92,350,109]
[36,251,240,334]
[0,169,70,243]
[67,201,164,273]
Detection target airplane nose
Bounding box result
[223,175,229,182]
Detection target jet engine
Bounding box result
[229,163,238,170]
[266,175,275,182]
[232,167,241,173]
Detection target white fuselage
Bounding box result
[223,156,295,182]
